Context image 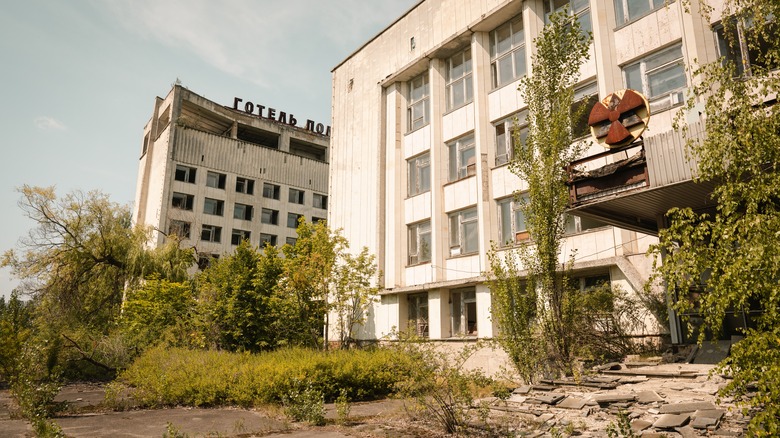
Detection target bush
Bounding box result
[282,379,325,425]
[118,346,415,408]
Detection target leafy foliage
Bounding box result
[487,11,592,380]
[0,291,33,383]
[121,278,195,350]
[332,247,380,348]
[653,1,780,434]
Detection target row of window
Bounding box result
[169,218,312,246]
[171,193,321,227]
[174,165,328,209]
[407,202,605,265]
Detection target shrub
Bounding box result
[282,379,325,425]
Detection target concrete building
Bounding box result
[133,85,330,265]
[329,0,732,344]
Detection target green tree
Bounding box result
[487,11,591,380]
[121,278,195,350]
[332,247,380,348]
[0,291,33,383]
[196,240,282,352]
[655,1,780,434]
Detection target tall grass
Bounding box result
[118,346,414,408]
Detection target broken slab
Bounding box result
[513,385,531,394]
[593,393,637,404]
[690,415,718,429]
[630,419,652,433]
[653,413,690,429]
[557,396,586,410]
[660,401,716,414]
[692,409,725,422]
[636,390,664,404]
[529,394,565,405]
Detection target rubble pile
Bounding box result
[482,360,751,437]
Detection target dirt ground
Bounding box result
[0,361,753,437]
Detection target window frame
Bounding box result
[168,220,191,239]
[571,82,599,139]
[174,165,197,184]
[494,112,529,166]
[261,208,279,225]
[260,233,277,247]
[262,183,280,200]
[614,0,665,26]
[200,224,222,243]
[448,207,479,256]
[203,198,224,216]
[287,212,303,229]
[230,229,251,245]
[450,288,477,337]
[408,220,432,266]
[490,15,527,88]
[313,193,328,210]
[408,152,431,196]
[233,203,253,221]
[235,177,255,195]
[408,293,429,338]
[445,47,474,111]
[448,134,476,182]
[407,73,430,132]
[623,44,686,113]
[498,195,529,246]
[288,188,305,205]
[545,0,592,37]
[714,18,778,77]
[171,192,194,211]
[205,171,227,189]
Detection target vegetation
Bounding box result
[654,0,780,434]
[487,11,596,381]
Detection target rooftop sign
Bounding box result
[232,97,331,137]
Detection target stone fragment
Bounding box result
[647,408,660,415]
[513,385,531,394]
[653,413,690,429]
[691,416,717,429]
[639,433,666,438]
[557,397,586,410]
[630,419,652,433]
[530,394,565,405]
[676,425,698,438]
[538,413,555,423]
[660,401,716,414]
[692,409,725,422]
[636,390,664,404]
[593,393,637,404]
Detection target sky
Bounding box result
[0,0,420,298]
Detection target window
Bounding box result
[287,213,303,228]
[495,112,528,166]
[448,134,476,181]
[614,0,665,25]
[408,293,429,338]
[490,15,527,88]
[174,165,196,183]
[260,233,277,246]
[408,73,430,131]
[231,229,251,245]
[201,225,222,243]
[197,253,219,270]
[498,195,529,246]
[623,44,686,112]
[451,288,477,336]
[563,214,607,235]
[261,208,279,225]
[313,217,326,224]
[168,220,191,239]
[288,188,305,205]
[203,198,224,216]
[572,82,599,139]
[285,237,297,246]
[408,221,432,265]
[580,274,611,292]
[233,203,253,221]
[171,192,194,211]
[206,171,226,189]
[235,177,254,195]
[313,194,328,210]
[449,208,479,256]
[408,152,431,196]
[446,48,473,110]
[262,183,280,200]
[545,0,591,36]
[715,19,778,77]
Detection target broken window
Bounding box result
[206,171,227,189]
[261,208,279,225]
[313,194,328,210]
[446,47,473,110]
[233,203,253,221]
[408,293,429,338]
[260,233,277,246]
[231,229,251,245]
[235,177,255,195]
[174,165,197,183]
[451,288,477,336]
[408,73,430,131]
[287,212,303,229]
[171,192,194,211]
[498,195,529,246]
[201,225,222,243]
[490,14,526,88]
[408,152,431,196]
[714,17,779,77]
[408,221,432,265]
[203,198,224,216]
[572,82,599,139]
[288,188,305,205]
[495,112,528,166]
[262,183,280,200]
[168,220,191,239]
[197,253,219,270]
[448,134,476,181]
[449,207,479,256]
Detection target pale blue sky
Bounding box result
[0,0,419,297]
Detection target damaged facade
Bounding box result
[329,0,734,346]
[133,85,329,265]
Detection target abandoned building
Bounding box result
[132,85,330,267]
[328,0,738,348]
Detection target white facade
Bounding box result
[330,0,728,342]
[133,86,329,264]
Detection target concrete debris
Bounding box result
[636,390,664,403]
[660,401,717,414]
[653,413,690,429]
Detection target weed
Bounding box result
[335,388,351,425]
[163,422,189,438]
[282,379,325,426]
[606,409,637,438]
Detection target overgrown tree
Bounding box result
[0,291,33,383]
[487,11,592,380]
[121,278,195,351]
[654,1,780,433]
[332,247,380,348]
